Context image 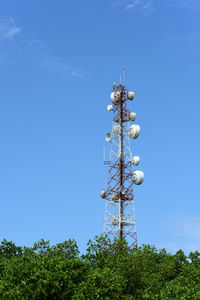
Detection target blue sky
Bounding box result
[0,0,200,254]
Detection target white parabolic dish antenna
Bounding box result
[127,91,135,100]
[132,156,140,166]
[105,133,112,142]
[128,112,136,121]
[132,170,144,185]
[110,91,120,105]
[107,105,113,111]
[129,124,141,139]
[100,190,107,198]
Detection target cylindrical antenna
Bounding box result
[123,68,126,86]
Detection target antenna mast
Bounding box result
[100,74,144,246]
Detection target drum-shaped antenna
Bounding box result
[132,156,140,166]
[127,91,135,100]
[128,112,136,121]
[112,194,119,202]
[100,190,107,198]
[105,133,112,142]
[110,91,120,105]
[132,170,144,185]
[128,125,140,139]
[107,105,113,111]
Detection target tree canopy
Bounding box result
[0,236,200,299]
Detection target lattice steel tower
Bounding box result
[100,74,144,247]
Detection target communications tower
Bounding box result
[100,74,144,247]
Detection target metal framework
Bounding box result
[103,81,137,247]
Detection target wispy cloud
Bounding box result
[113,0,199,12]
[0,17,85,79]
[125,0,141,10]
[27,38,46,49]
[172,215,200,252]
[172,215,200,242]
[141,1,153,13]
[160,215,200,253]
[0,17,21,40]
[167,0,200,9]
[125,0,154,13]
[41,56,85,78]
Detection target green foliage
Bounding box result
[0,236,200,299]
